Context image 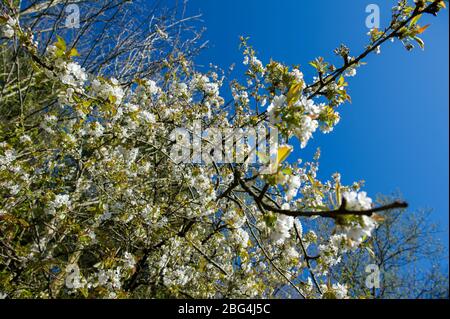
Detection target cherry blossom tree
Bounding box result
[0,0,447,299]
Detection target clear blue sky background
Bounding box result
[182,1,449,248]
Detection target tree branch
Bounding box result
[237,175,407,218]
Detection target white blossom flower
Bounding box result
[295,115,318,148]
[91,78,124,105]
[285,246,299,260]
[321,282,348,299]
[0,149,17,166]
[52,194,71,208]
[342,215,377,248]
[285,175,301,201]
[41,115,58,134]
[223,209,246,228]
[345,67,357,77]
[60,62,87,87]
[1,17,18,39]
[343,191,373,210]
[268,95,286,114]
[375,45,381,54]
[332,191,378,249]
[300,96,322,115]
[88,121,105,138]
[294,219,303,238]
[271,205,294,245]
[1,24,14,38]
[290,69,304,83]
[250,56,264,71]
[147,80,160,95]
[233,89,250,104]
[234,228,250,248]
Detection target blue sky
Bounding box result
[184,1,449,247]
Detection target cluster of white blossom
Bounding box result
[191,74,220,98]
[188,169,217,204]
[321,283,348,299]
[233,227,250,248]
[190,73,224,117]
[0,148,16,168]
[316,235,343,276]
[51,194,71,209]
[343,191,373,210]
[163,265,194,288]
[323,192,377,252]
[290,68,306,84]
[267,95,285,122]
[243,55,264,72]
[222,209,246,228]
[337,215,377,249]
[45,46,87,90]
[40,114,58,134]
[285,175,301,201]
[91,267,123,294]
[84,121,105,138]
[270,204,295,245]
[0,16,18,39]
[59,62,88,88]
[266,91,339,148]
[91,78,125,105]
[296,115,319,148]
[232,88,250,105]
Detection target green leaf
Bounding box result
[322,291,337,299]
[309,61,318,69]
[263,213,277,227]
[55,35,67,51]
[80,287,89,298]
[68,47,79,57]
[55,49,65,58]
[286,81,303,106]
[276,145,292,166]
[410,14,422,27]
[108,94,117,104]
[337,75,347,87]
[335,181,341,206]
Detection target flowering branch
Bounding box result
[237,174,408,218]
[305,0,444,100]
